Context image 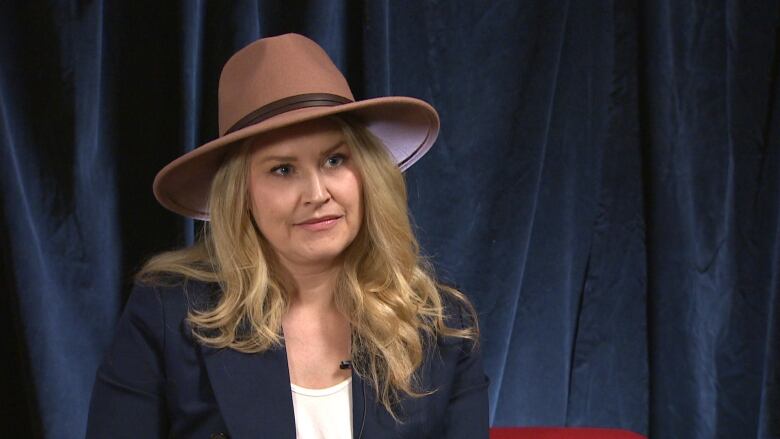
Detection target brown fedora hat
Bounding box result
[153,33,440,220]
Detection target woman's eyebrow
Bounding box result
[320,141,347,156]
[255,140,346,165]
[257,154,297,164]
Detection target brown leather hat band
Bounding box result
[224,93,353,135]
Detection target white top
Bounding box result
[290,377,353,439]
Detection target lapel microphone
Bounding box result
[339,360,352,370]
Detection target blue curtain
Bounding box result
[1,1,778,438]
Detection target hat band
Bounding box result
[224,93,353,135]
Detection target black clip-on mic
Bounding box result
[339,360,352,370]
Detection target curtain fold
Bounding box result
[639,0,780,437]
[0,1,777,438]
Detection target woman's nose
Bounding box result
[302,171,330,205]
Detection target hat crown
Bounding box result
[217,34,354,136]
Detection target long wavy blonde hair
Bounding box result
[137,116,478,417]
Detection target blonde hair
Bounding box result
[138,116,478,417]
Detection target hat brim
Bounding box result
[153,96,439,220]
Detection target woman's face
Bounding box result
[247,118,363,271]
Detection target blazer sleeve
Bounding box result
[85,283,169,438]
[442,301,490,438]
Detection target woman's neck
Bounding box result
[280,259,341,311]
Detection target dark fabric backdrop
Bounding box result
[1,1,778,438]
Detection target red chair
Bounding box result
[490,427,646,439]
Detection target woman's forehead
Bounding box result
[248,119,346,160]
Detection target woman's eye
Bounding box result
[271,164,292,176]
[325,154,345,168]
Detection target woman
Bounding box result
[86,33,488,439]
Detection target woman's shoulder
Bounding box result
[128,276,222,317]
[431,286,480,355]
[438,287,478,331]
[116,277,224,353]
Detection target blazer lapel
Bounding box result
[201,343,296,439]
[352,368,366,439]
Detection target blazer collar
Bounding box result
[201,339,367,439]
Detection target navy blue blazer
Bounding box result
[86,280,489,438]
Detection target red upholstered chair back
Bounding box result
[490,427,647,439]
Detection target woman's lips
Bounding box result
[295,215,342,231]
